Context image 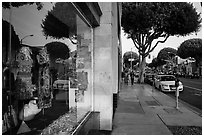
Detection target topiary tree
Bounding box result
[177,38,202,66]
[157,47,177,61]
[122,2,201,83]
[41,2,76,41]
[148,58,158,68]
[148,57,166,69]
[123,51,139,70]
[45,41,70,68]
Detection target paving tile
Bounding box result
[112,124,172,135]
[163,108,182,114]
[158,114,202,127]
[142,106,168,114]
[117,100,144,114]
[145,100,160,106]
[113,113,164,125]
[113,84,202,135]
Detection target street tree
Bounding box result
[148,58,158,68]
[148,57,166,69]
[123,51,139,70]
[157,47,177,61]
[177,38,202,66]
[45,41,70,68]
[41,3,76,41]
[122,2,201,83]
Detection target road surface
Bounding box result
[166,77,202,111]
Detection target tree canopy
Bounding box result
[122,2,201,83]
[157,47,177,61]
[177,38,202,65]
[44,42,70,69]
[123,51,139,69]
[45,41,70,60]
[122,2,201,58]
[41,2,76,40]
[148,57,166,68]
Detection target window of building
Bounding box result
[2,2,93,135]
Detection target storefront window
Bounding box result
[2,2,92,135]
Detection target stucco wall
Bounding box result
[93,2,120,130]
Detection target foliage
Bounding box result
[2,2,43,10]
[149,47,177,68]
[45,41,70,60]
[45,41,70,74]
[41,2,76,39]
[123,51,139,69]
[177,38,202,64]
[157,47,177,61]
[122,2,201,57]
[148,58,157,68]
[122,2,201,83]
[148,57,166,68]
[41,11,70,39]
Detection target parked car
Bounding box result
[154,75,183,92]
[53,79,69,90]
[144,74,155,85]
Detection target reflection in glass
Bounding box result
[2,2,93,135]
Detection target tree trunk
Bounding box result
[138,56,146,83]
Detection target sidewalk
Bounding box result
[111,83,202,135]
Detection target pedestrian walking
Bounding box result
[121,71,125,82]
[124,72,129,85]
[130,71,135,85]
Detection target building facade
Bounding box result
[2,2,122,134]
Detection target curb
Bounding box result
[167,94,202,117]
[141,84,202,117]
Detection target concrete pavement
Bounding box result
[111,83,202,135]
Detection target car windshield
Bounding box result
[160,76,175,81]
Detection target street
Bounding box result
[164,77,202,110]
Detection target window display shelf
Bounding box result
[41,107,78,135]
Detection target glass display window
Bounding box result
[2,2,93,135]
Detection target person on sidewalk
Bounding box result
[124,72,129,85]
[130,71,135,85]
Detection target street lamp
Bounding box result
[20,34,34,44]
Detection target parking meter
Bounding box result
[175,78,180,109]
[175,78,179,87]
[175,78,179,97]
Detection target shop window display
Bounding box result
[2,2,93,135]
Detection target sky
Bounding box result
[2,2,77,52]
[121,2,202,63]
[1,1,202,60]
